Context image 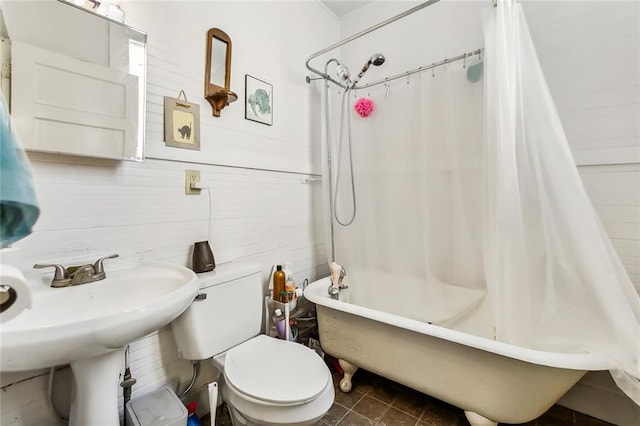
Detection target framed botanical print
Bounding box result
[245,75,273,126]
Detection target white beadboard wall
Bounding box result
[0,1,336,424]
[522,0,640,290]
[124,0,333,174]
[14,154,329,280]
[523,1,640,166]
[579,164,640,286]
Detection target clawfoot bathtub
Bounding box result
[304,277,610,425]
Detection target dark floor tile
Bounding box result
[201,413,211,426]
[418,419,461,426]
[368,378,399,404]
[392,387,429,419]
[322,403,349,425]
[335,387,365,408]
[534,418,575,426]
[200,404,231,426]
[338,411,377,426]
[501,412,571,426]
[352,395,390,423]
[459,414,472,426]
[584,419,617,426]
[420,397,463,426]
[352,370,380,395]
[574,412,616,426]
[380,406,420,426]
[216,404,233,426]
[331,368,343,387]
[544,405,575,423]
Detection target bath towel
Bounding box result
[0,93,39,246]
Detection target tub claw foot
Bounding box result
[339,377,352,393]
[464,411,497,426]
[338,359,359,393]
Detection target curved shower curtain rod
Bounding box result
[305,0,442,90]
[351,48,483,90]
[307,48,483,89]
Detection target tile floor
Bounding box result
[206,366,615,426]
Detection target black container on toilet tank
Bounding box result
[192,241,215,273]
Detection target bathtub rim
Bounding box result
[305,277,610,371]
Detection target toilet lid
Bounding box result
[224,335,330,405]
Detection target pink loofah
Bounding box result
[354,97,375,118]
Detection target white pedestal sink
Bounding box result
[0,261,200,425]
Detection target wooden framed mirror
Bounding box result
[204,28,237,117]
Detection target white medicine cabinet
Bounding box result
[2,0,147,161]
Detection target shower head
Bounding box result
[369,53,386,67]
[351,53,386,88]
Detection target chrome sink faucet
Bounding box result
[34,254,119,287]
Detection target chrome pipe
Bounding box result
[305,0,441,88]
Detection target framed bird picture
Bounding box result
[245,75,273,126]
[163,91,201,150]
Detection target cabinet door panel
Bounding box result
[11,41,138,160]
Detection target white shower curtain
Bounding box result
[483,0,640,404]
[328,63,488,325]
[325,0,640,405]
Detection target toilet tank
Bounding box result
[171,262,263,360]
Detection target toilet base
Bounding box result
[227,403,323,426]
[220,375,333,426]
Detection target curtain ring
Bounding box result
[384,81,390,99]
[406,72,410,85]
[463,53,467,69]
[432,65,435,78]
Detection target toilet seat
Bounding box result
[224,335,330,406]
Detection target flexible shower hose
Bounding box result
[326,84,357,227]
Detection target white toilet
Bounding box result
[171,263,334,426]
